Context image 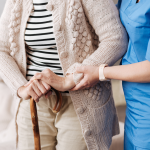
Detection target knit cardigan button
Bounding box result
[55,25,61,32]
[77,107,84,114]
[46,4,53,11]
[60,51,68,58]
[84,130,91,136]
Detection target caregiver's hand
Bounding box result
[17,80,51,102]
[25,69,76,92]
[71,66,99,91]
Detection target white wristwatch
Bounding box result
[99,64,109,81]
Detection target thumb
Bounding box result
[34,72,43,80]
[24,77,36,87]
[76,66,85,74]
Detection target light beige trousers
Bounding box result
[17,95,87,150]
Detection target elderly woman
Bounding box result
[0,0,127,150]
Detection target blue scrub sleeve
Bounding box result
[116,0,122,9]
[145,39,150,62]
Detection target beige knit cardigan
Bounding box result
[0,0,128,149]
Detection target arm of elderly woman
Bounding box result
[23,69,76,93]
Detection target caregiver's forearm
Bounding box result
[104,60,150,82]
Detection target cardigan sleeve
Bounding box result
[0,0,27,96]
[66,0,128,82]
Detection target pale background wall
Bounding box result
[0,0,126,106]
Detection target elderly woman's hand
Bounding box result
[71,66,99,91]
[25,69,76,92]
[17,80,51,102]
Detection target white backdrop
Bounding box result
[0,0,5,16]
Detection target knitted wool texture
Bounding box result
[0,0,128,149]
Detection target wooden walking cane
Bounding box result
[30,88,62,150]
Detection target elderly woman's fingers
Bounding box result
[45,90,52,99]
[41,80,51,91]
[24,72,44,87]
[26,84,39,102]
[32,80,43,97]
[24,77,36,87]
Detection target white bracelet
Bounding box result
[99,64,109,81]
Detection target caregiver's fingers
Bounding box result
[70,78,89,91]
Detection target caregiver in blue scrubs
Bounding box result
[71,0,150,149]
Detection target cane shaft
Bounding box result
[30,97,41,150]
[30,89,62,150]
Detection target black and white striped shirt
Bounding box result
[25,0,64,81]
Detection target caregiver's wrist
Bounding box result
[103,67,110,79]
[95,66,100,81]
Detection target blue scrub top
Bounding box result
[118,0,150,149]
